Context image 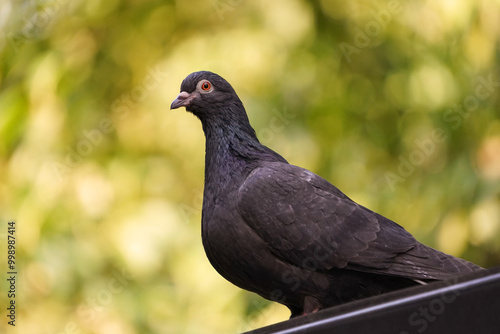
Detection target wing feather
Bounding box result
[238,162,480,280]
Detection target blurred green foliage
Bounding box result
[1,0,500,333]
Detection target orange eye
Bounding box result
[201,81,211,91]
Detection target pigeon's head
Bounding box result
[170,71,242,116]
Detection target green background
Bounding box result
[1,0,499,333]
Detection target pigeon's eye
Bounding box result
[201,81,212,91]
[198,80,213,93]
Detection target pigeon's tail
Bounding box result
[388,243,483,281]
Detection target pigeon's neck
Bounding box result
[201,112,287,191]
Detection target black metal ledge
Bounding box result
[245,266,500,334]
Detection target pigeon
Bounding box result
[170,71,483,317]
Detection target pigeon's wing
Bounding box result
[237,162,479,280]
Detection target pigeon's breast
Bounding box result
[200,202,289,297]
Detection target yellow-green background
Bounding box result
[1,0,500,333]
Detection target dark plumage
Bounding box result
[170,71,483,317]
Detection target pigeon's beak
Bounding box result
[170,91,191,110]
